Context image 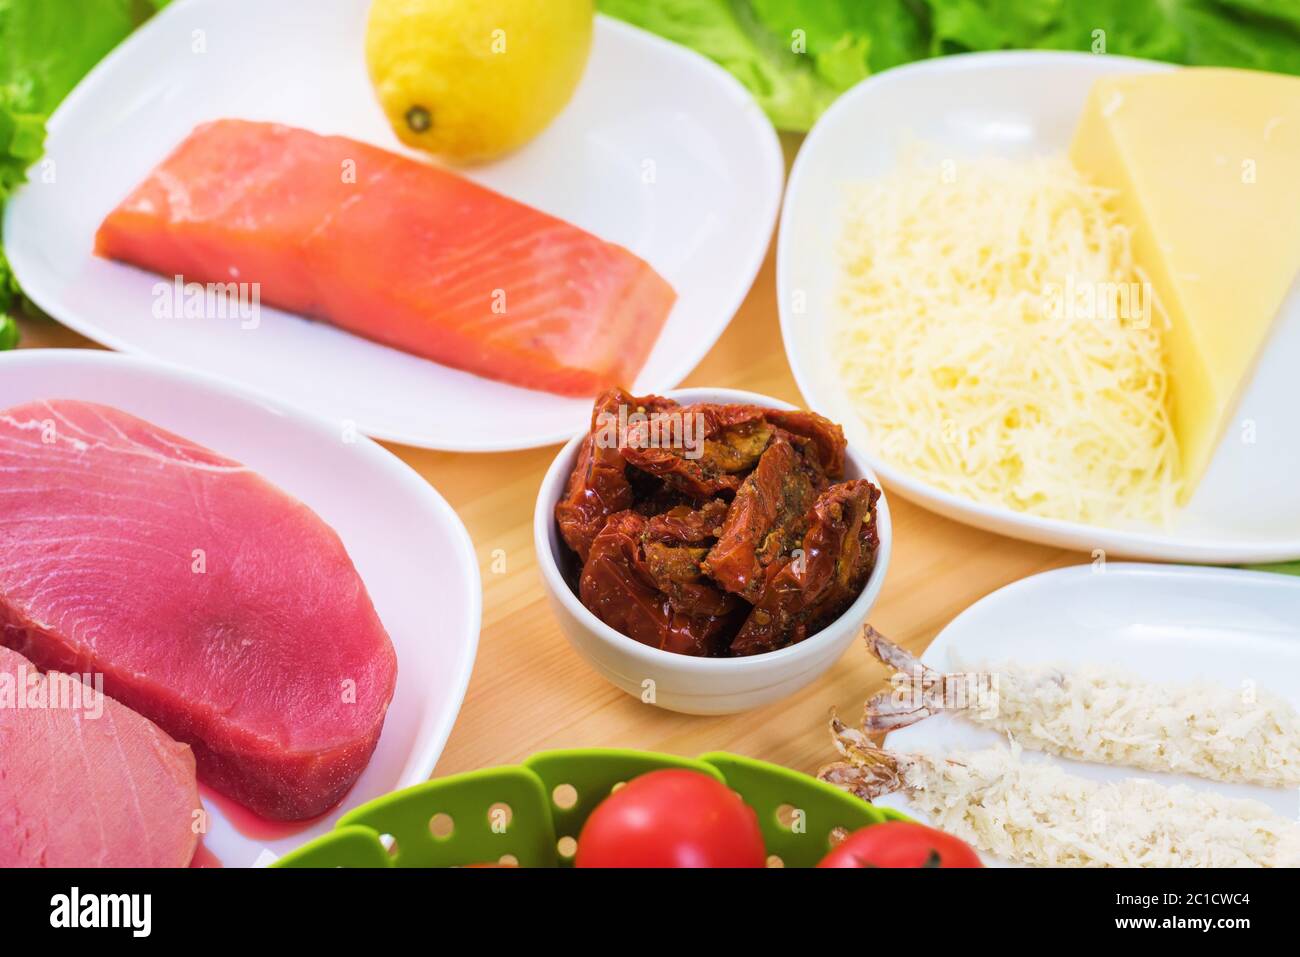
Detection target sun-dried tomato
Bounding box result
[555,388,676,561]
[763,409,846,479]
[579,511,741,656]
[619,404,773,498]
[556,391,875,658]
[702,436,824,602]
[730,480,881,656]
[642,499,729,545]
[638,499,738,619]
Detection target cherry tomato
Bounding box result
[817,821,983,868]
[574,769,766,868]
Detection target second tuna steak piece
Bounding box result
[0,645,201,868]
[0,400,398,820]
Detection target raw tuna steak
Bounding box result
[0,645,201,867]
[0,400,398,820]
[95,119,677,397]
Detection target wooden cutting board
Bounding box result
[11,135,1080,786]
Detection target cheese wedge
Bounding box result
[1071,68,1300,502]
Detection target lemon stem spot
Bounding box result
[405,106,432,133]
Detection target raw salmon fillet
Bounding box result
[0,400,398,820]
[94,119,677,397]
[0,645,201,867]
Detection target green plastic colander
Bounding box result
[274,748,908,868]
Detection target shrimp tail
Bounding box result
[863,625,972,731]
[819,712,908,800]
[864,625,935,678]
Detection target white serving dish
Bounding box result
[4,0,783,452]
[872,562,1300,866]
[778,51,1300,563]
[0,349,481,867]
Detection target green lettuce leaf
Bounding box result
[1,0,160,185]
[0,0,170,348]
[597,0,921,132]
[1250,562,1300,576]
[0,314,17,350]
[923,0,1300,73]
[1173,0,1300,74]
[2,0,137,111]
[604,0,1300,136]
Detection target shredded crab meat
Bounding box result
[862,626,1300,788]
[820,717,1300,868]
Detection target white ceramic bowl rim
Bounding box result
[534,386,893,674]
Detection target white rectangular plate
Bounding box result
[0,349,482,867]
[779,52,1300,562]
[4,0,783,451]
[872,563,1300,866]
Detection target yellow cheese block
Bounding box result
[1071,68,1300,502]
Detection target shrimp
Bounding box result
[860,626,1300,789]
[819,715,1300,868]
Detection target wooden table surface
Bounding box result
[12,135,1082,785]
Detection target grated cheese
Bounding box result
[899,745,1300,868]
[946,655,1300,789]
[834,149,1181,526]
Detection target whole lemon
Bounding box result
[365,0,594,164]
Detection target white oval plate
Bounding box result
[778,51,1300,563]
[3,0,783,452]
[0,349,481,867]
[871,563,1300,866]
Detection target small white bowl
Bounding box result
[534,387,892,714]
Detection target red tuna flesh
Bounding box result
[0,645,201,867]
[0,400,398,820]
